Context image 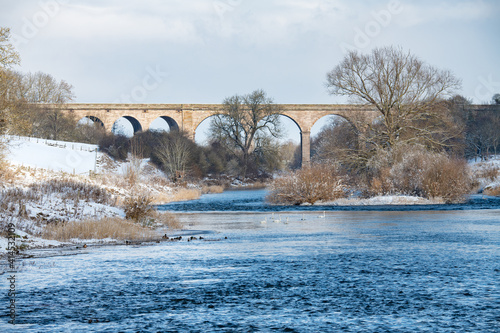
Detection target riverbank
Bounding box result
[2,136,499,256]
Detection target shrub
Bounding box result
[421,156,472,203]
[267,164,345,205]
[123,193,182,229]
[369,167,392,196]
[99,133,130,161]
[123,194,154,222]
[388,147,472,203]
[389,148,431,197]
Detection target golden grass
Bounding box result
[171,188,201,201]
[0,162,17,185]
[150,211,182,229]
[201,185,224,194]
[42,217,157,241]
[484,185,500,197]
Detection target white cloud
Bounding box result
[47,1,217,44]
[1,0,498,104]
[396,0,496,27]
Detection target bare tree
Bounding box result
[22,71,74,104]
[326,46,462,149]
[0,27,19,69]
[13,71,76,139]
[209,89,283,178]
[153,132,193,182]
[311,117,359,166]
[0,27,20,135]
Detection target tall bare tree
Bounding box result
[153,131,194,182]
[209,89,282,177]
[0,27,20,135]
[311,116,359,168]
[326,46,462,149]
[0,27,21,171]
[9,71,76,139]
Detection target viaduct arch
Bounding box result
[60,103,380,166]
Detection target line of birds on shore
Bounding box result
[260,211,326,225]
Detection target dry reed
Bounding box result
[42,217,156,241]
[171,188,201,202]
[484,185,500,196]
[201,185,224,194]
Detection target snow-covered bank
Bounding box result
[470,155,500,195]
[0,136,188,255]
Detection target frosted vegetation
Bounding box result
[0,137,194,254]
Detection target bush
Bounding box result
[123,193,182,229]
[421,157,472,202]
[267,164,345,205]
[388,147,431,197]
[388,147,472,203]
[123,194,154,222]
[99,133,130,161]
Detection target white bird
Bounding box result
[318,211,326,218]
[283,216,289,224]
[260,217,267,224]
[273,214,282,223]
[300,214,306,221]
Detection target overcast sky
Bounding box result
[2,0,499,107]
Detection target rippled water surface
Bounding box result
[1,191,500,332]
[158,189,500,212]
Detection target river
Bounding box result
[1,190,499,332]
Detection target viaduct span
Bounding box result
[60,103,380,166]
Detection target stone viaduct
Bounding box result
[57,103,380,166]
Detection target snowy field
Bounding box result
[4,135,100,175]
